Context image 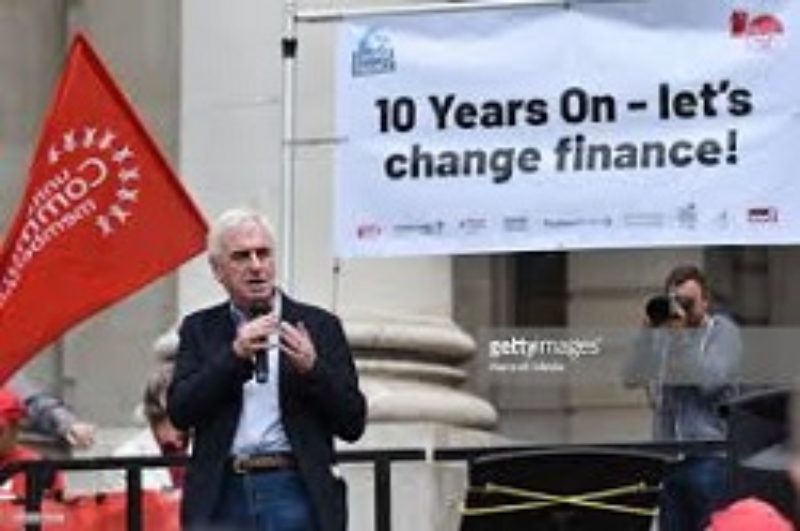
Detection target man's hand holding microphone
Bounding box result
[232,304,318,381]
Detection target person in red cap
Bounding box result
[0,387,65,500]
[705,497,792,531]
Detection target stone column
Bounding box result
[177,0,285,311]
[0,1,67,387]
[0,1,66,230]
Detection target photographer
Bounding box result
[624,264,741,531]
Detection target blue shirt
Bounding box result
[229,294,290,456]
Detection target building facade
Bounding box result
[1,1,799,528]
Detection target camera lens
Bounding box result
[645,295,673,326]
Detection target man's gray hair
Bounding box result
[207,208,276,259]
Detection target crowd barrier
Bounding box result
[0,491,179,531]
[0,442,729,531]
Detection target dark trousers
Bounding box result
[211,469,319,531]
[659,456,728,531]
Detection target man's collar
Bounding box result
[229,290,283,323]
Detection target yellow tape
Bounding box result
[460,481,658,518]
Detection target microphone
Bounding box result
[251,300,271,384]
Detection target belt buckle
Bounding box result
[232,456,249,474]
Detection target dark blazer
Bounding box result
[167,294,367,531]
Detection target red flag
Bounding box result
[0,34,208,384]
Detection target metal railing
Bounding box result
[0,441,727,531]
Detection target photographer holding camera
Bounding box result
[625,264,742,531]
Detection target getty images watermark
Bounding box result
[0,511,66,526]
[481,326,800,386]
[485,330,605,374]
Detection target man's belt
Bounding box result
[230,453,297,474]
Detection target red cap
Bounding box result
[707,498,792,531]
[0,387,24,427]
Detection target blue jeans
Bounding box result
[658,456,728,531]
[212,469,318,531]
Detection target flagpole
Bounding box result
[281,0,298,295]
[53,8,69,399]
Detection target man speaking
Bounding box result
[168,208,366,531]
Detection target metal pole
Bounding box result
[125,465,143,531]
[23,462,45,531]
[374,456,393,531]
[281,0,298,294]
[296,0,575,23]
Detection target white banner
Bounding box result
[334,1,800,257]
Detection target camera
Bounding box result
[645,293,694,326]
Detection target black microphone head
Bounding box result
[250,299,272,318]
[249,297,272,384]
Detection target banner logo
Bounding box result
[392,221,444,237]
[730,10,785,49]
[352,28,396,77]
[356,222,383,240]
[458,217,488,235]
[503,216,530,233]
[677,202,698,230]
[543,216,612,229]
[747,206,779,223]
[623,211,665,229]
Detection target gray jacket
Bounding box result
[625,313,742,442]
[9,374,77,441]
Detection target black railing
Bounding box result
[0,441,727,531]
[0,455,186,531]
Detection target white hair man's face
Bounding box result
[211,220,276,310]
